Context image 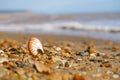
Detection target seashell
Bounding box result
[28,37,44,55]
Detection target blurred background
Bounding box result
[0,0,120,40]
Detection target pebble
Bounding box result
[0,67,9,77]
[89,54,96,59]
[74,74,87,80]
[81,72,87,75]
[0,57,8,63]
[102,53,112,58]
[87,46,97,54]
[53,46,61,51]
[106,70,113,75]
[117,71,120,75]
[61,60,67,66]
[92,73,102,77]
[101,63,112,68]
[65,61,71,67]
[75,59,82,63]
[34,61,51,73]
[116,53,120,56]
[56,47,61,51]
[52,56,62,62]
[76,52,88,56]
[0,50,4,54]
[112,74,119,79]
[28,58,35,64]
[15,68,25,75]
[97,69,100,72]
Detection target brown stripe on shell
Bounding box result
[28,37,44,55]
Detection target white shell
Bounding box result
[28,37,44,55]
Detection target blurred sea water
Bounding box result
[0,13,120,41]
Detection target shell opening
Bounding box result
[37,49,44,54]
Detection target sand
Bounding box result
[0,32,120,80]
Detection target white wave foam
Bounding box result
[0,22,120,33]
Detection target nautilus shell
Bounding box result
[28,37,44,55]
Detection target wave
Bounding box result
[0,22,120,33]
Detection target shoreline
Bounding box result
[0,31,120,43]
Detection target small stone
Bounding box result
[102,53,112,58]
[52,56,61,62]
[61,60,67,66]
[97,69,100,72]
[76,52,88,56]
[75,59,82,63]
[81,72,87,75]
[112,45,120,50]
[89,54,96,59]
[101,63,112,68]
[116,53,120,56]
[53,46,61,51]
[62,46,71,53]
[117,71,120,75]
[92,73,102,77]
[112,74,119,79]
[86,46,97,54]
[61,53,70,57]
[55,47,61,51]
[65,62,71,67]
[0,67,9,77]
[106,70,113,75]
[34,61,51,74]
[0,57,8,63]
[28,58,35,64]
[74,74,87,80]
[0,50,4,54]
[15,68,25,75]
[62,73,70,80]
[87,66,94,71]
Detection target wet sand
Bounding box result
[0,32,120,80]
[0,13,120,24]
